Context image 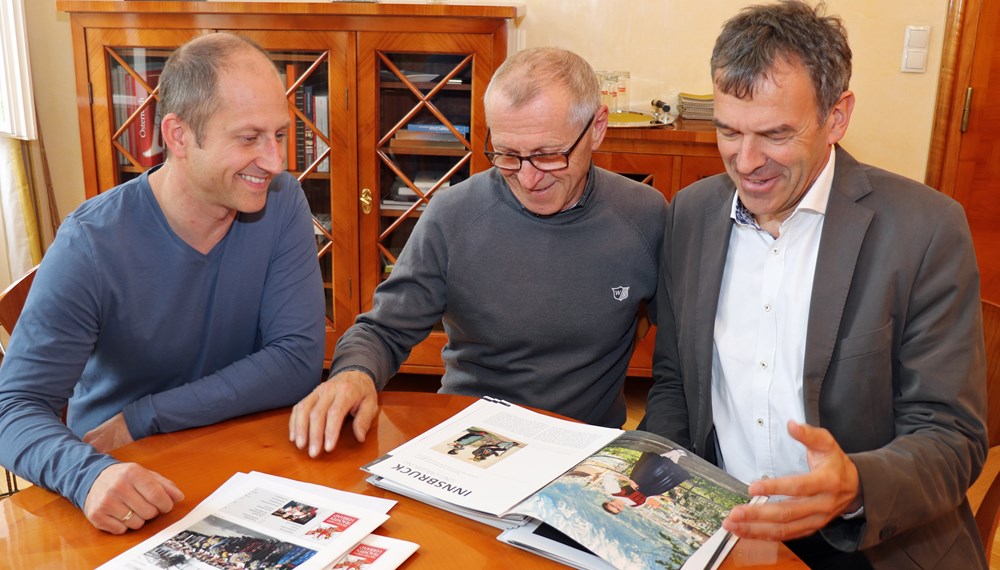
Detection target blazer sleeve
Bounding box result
[825,199,988,550]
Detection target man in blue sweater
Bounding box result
[0,33,325,533]
[289,48,666,457]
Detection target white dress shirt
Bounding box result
[711,148,836,485]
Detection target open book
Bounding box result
[362,398,759,570]
[98,471,416,570]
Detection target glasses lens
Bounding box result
[528,154,569,172]
[489,154,521,170]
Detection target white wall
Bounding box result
[24,0,947,252]
[513,0,947,181]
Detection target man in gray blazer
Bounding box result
[641,2,987,568]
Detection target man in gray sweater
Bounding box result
[289,47,666,457]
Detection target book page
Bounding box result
[507,431,752,570]
[99,473,389,570]
[363,398,621,517]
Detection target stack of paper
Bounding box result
[678,92,715,121]
[99,471,418,570]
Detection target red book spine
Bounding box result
[134,68,163,167]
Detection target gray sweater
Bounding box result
[333,166,665,427]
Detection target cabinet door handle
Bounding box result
[361,188,373,215]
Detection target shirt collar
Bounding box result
[731,147,836,229]
[516,163,596,219]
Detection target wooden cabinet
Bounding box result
[595,118,724,202]
[57,2,722,378]
[57,1,518,371]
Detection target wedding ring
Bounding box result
[120,509,134,523]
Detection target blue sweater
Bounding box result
[333,166,665,427]
[0,169,325,508]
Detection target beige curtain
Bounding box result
[0,135,42,279]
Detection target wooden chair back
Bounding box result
[976,299,1000,555]
[0,265,37,349]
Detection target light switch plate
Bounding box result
[901,25,931,73]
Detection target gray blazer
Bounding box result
[643,147,988,569]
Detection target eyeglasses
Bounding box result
[484,113,596,172]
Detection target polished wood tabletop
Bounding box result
[0,391,807,569]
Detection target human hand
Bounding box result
[723,420,861,541]
[83,463,184,534]
[82,412,135,453]
[288,370,379,458]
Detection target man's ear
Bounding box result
[160,113,191,158]
[826,90,855,145]
[590,103,610,151]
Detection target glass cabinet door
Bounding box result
[231,31,355,360]
[357,32,494,308]
[86,29,199,193]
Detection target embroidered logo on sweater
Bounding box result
[612,286,630,301]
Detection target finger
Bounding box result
[319,393,352,455]
[351,393,379,443]
[291,394,318,449]
[786,420,836,453]
[724,510,830,541]
[136,472,184,514]
[748,471,826,498]
[289,396,308,445]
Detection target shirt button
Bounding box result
[771,247,780,255]
[756,418,764,427]
[763,303,772,312]
[759,361,768,370]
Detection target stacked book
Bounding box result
[388,123,469,152]
[678,92,715,121]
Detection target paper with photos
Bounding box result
[99,472,389,570]
[325,534,419,570]
[363,398,621,517]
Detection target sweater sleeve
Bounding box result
[121,182,326,438]
[0,218,120,509]
[329,195,451,388]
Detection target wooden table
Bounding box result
[0,392,806,569]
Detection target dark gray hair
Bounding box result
[484,47,600,129]
[158,32,275,146]
[711,1,852,121]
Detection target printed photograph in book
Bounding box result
[433,426,526,468]
[512,432,750,570]
[133,514,317,570]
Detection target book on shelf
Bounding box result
[391,171,449,199]
[97,471,416,570]
[314,92,330,173]
[130,66,163,168]
[405,122,470,136]
[362,398,760,570]
[110,56,164,168]
[393,130,461,142]
[388,138,465,151]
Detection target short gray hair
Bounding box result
[484,47,600,129]
[711,1,852,121]
[158,32,276,146]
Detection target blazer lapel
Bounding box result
[802,148,874,424]
[694,188,735,453]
